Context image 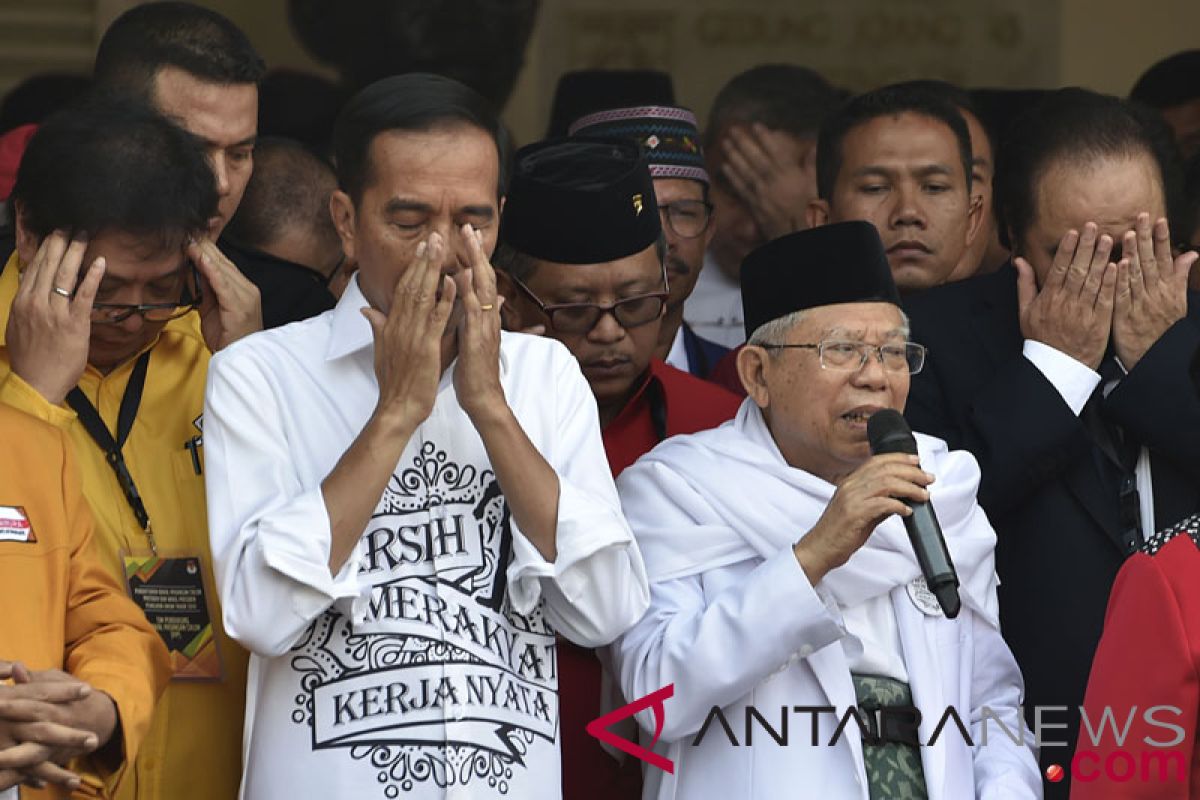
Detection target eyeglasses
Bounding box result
[659,200,713,239]
[510,264,670,334]
[90,266,202,324]
[758,339,927,374]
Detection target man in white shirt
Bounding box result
[204,73,649,800]
[614,221,1039,799]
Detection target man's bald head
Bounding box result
[224,137,343,279]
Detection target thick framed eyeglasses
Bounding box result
[510,263,670,334]
[659,199,713,239]
[90,265,203,324]
[758,339,927,374]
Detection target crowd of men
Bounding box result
[1,3,1199,800]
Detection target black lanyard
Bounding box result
[66,351,157,554]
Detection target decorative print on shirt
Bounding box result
[289,442,558,798]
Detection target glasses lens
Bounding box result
[549,306,601,334]
[820,341,863,370]
[664,201,710,238]
[91,306,132,324]
[613,296,665,328]
[905,343,926,374]
[142,305,192,322]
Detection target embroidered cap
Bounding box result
[568,105,708,185]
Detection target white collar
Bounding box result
[326,274,374,361]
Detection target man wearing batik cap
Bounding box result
[612,221,1039,799]
[570,105,730,379]
[495,137,740,798]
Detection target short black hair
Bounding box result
[1130,50,1200,109]
[994,88,1181,251]
[706,64,842,145]
[10,92,216,251]
[900,79,994,155]
[224,137,339,252]
[816,82,974,201]
[94,2,265,100]
[332,72,508,203]
[1186,151,1200,245]
[0,73,91,134]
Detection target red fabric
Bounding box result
[559,361,740,800]
[708,343,747,397]
[0,123,37,200]
[1073,534,1200,799]
[602,359,743,476]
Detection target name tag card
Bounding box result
[122,553,224,681]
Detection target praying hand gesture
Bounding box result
[1111,214,1197,370]
[1014,222,1117,371]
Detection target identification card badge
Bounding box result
[0,505,36,543]
[906,576,945,617]
[122,552,224,681]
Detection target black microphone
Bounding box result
[867,409,961,619]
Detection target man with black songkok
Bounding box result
[569,105,729,379]
[612,221,1039,799]
[495,137,740,798]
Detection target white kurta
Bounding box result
[612,401,1042,800]
[204,277,649,800]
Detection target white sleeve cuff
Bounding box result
[1022,340,1101,416]
[254,487,361,620]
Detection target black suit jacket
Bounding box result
[904,264,1200,795]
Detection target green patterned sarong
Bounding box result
[852,673,929,800]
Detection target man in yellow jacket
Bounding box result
[0,93,261,800]
[0,402,170,799]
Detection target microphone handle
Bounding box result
[901,500,962,618]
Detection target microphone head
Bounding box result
[867,408,917,456]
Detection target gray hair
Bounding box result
[747,307,911,354]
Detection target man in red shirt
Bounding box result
[496,137,739,798]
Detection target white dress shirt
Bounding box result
[1023,339,1156,538]
[204,277,649,800]
[664,325,689,373]
[683,251,745,348]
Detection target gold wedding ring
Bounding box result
[480,303,495,311]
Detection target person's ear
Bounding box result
[964,192,985,248]
[329,190,357,262]
[737,345,772,409]
[806,198,830,230]
[494,270,523,331]
[12,202,38,265]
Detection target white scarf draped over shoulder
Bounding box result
[615,399,1001,626]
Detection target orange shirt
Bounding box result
[0,401,169,799]
[0,253,248,800]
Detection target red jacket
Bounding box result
[560,360,741,799]
[1073,517,1200,799]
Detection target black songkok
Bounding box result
[500,137,661,265]
[741,221,901,339]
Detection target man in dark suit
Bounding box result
[904,88,1200,798]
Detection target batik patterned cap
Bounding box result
[569,105,708,185]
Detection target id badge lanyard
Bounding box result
[66,351,158,554]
